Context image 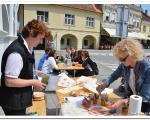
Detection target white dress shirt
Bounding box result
[5,36,33,78]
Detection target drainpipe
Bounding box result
[99,4,103,49]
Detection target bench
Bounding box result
[71,75,97,80]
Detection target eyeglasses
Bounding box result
[119,55,129,62]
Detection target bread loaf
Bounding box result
[33,92,45,101]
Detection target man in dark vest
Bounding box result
[0,19,50,115]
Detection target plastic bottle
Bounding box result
[67,58,72,67]
[33,63,36,79]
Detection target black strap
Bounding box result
[135,56,150,94]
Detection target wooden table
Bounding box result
[56,78,145,116]
[56,65,84,77]
[28,93,47,116]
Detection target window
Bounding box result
[67,39,70,46]
[84,40,88,46]
[143,26,146,32]
[61,38,64,44]
[133,18,136,27]
[37,11,48,23]
[86,17,94,27]
[137,19,140,27]
[111,13,115,22]
[106,12,110,21]
[65,14,75,25]
[129,14,131,24]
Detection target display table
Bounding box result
[28,93,47,116]
[56,78,145,116]
[56,65,84,77]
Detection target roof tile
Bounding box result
[56,4,102,13]
[142,13,150,22]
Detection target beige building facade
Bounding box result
[18,4,102,50]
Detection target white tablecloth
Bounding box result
[59,100,124,116]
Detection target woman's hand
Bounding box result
[105,99,125,110]
[72,62,76,65]
[96,82,108,93]
[33,80,46,91]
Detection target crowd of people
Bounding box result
[37,47,98,77]
[0,18,150,116]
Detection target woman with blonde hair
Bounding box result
[96,39,150,115]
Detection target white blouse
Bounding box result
[42,57,58,74]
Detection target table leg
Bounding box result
[74,70,75,77]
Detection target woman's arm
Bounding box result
[5,77,46,90]
[49,57,58,69]
[102,63,124,87]
[82,58,92,67]
[139,67,150,102]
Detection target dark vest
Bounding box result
[0,36,34,110]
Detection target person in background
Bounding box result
[73,50,95,77]
[72,49,83,64]
[47,40,50,48]
[38,48,52,71]
[42,50,59,75]
[96,39,150,116]
[50,40,55,50]
[70,47,78,62]
[0,19,50,115]
[65,47,71,58]
[67,50,83,77]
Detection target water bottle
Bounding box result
[33,63,36,79]
[67,58,72,67]
[33,69,37,79]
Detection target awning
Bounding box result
[103,28,119,37]
[127,32,148,40]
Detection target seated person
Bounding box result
[70,47,78,62]
[38,48,52,70]
[42,50,59,75]
[65,47,71,58]
[72,50,95,77]
[74,49,83,63]
[67,50,83,76]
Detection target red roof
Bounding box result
[56,4,102,13]
[142,12,150,22]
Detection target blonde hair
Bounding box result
[113,39,144,62]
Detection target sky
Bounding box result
[135,4,150,15]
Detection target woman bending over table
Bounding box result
[96,38,150,116]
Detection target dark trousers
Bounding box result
[2,107,26,115]
[67,70,94,77]
[76,70,94,77]
[141,102,150,116]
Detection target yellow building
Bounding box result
[141,10,150,48]
[18,4,103,50]
[99,4,145,49]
